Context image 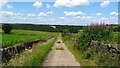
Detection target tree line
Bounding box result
[1,24,119,34]
[2,24,83,33]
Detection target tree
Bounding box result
[63,29,69,34]
[2,24,13,34]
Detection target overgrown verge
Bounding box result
[3,37,56,66]
[62,23,119,66]
[62,35,97,66]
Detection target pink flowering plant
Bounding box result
[85,23,113,41]
[76,22,113,49]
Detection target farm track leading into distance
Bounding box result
[42,36,81,66]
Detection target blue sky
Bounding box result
[0,0,119,25]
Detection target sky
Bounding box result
[0,0,119,26]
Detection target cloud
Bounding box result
[38,11,54,16]
[46,11,54,14]
[96,13,102,15]
[7,5,13,9]
[54,0,89,8]
[59,17,65,19]
[28,14,35,16]
[64,11,85,16]
[101,18,107,20]
[74,16,81,18]
[110,12,119,15]
[100,0,110,7]
[0,11,13,15]
[46,3,51,8]
[38,12,47,16]
[0,0,8,7]
[33,2,42,8]
[15,13,21,16]
[74,16,92,21]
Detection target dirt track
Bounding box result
[42,37,80,66]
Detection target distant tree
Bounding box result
[63,29,69,34]
[2,24,13,34]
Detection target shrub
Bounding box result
[62,29,70,36]
[2,24,13,34]
[76,23,113,49]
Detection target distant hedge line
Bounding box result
[1,24,83,33]
[1,24,119,33]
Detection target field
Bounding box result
[1,24,119,66]
[1,29,58,48]
[3,37,56,66]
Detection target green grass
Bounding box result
[0,29,2,33]
[11,29,57,35]
[5,38,56,66]
[1,34,41,48]
[1,29,58,48]
[56,47,64,50]
[102,32,119,44]
[0,29,57,35]
[2,34,40,43]
[62,38,97,66]
[62,32,119,66]
[111,32,119,44]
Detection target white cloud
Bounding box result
[0,11,13,15]
[46,3,51,8]
[38,11,54,16]
[96,13,102,15]
[74,22,78,24]
[101,18,107,20]
[110,17,118,20]
[7,5,13,9]
[46,11,54,14]
[0,0,8,7]
[28,14,35,16]
[74,16,81,18]
[84,16,92,18]
[110,12,119,15]
[100,0,110,7]
[74,16,92,21]
[38,12,47,16]
[33,2,42,8]
[70,0,90,8]
[54,0,89,8]
[59,17,65,19]
[15,13,21,16]
[64,11,85,16]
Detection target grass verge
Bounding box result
[4,38,56,66]
[62,38,97,66]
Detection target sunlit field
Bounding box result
[1,29,58,48]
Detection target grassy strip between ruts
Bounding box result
[4,37,56,66]
[62,38,97,66]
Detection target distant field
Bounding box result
[11,29,57,35]
[1,29,58,48]
[0,29,57,35]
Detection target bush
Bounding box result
[76,23,113,49]
[2,24,13,34]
